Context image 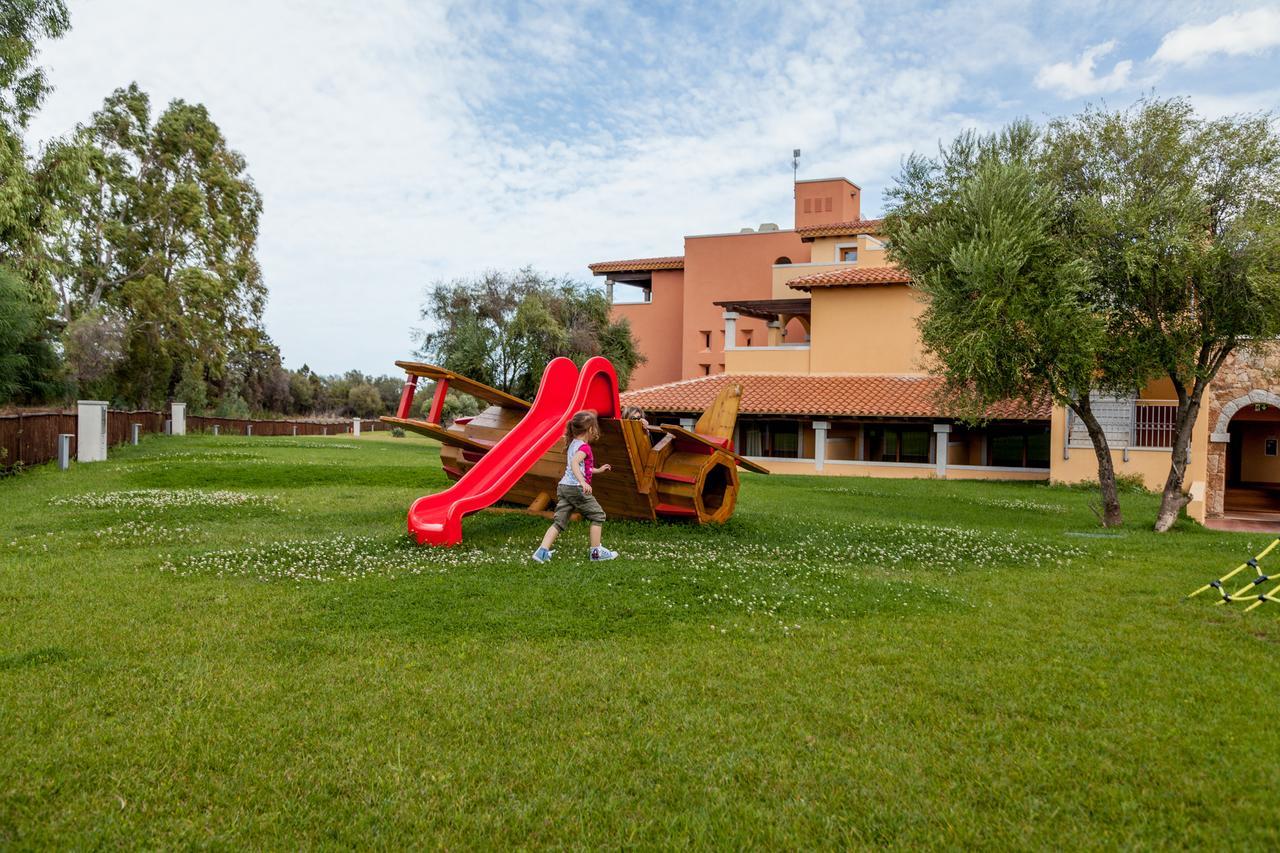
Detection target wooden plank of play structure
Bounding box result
[694,383,742,441]
[393,361,531,410]
[381,417,493,453]
[660,425,771,474]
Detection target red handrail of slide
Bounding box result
[405,356,620,546]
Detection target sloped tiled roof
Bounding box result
[621,373,1050,420]
[588,256,684,274]
[796,218,884,239]
[786,265,913,290]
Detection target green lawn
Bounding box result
[2,433,1278,847]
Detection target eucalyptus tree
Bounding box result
[1045,100,1280,531]
[40,84,268,406]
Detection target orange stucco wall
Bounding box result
[612,268,684,389]
[795,178,860,230]
[680,229,810,380]
[808,284,928,375]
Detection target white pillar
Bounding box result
[353,417,362,437]
[933,423,952,478]
[58,434,73,470]
[246,424,253,436]
[212,424,220,436]
[170,402,186,436]
[813,420,829,472]
[76,400,108,462]
[292,425,298,436]
[131,423,141,445]
[722,311,739,350]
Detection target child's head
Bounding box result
[622,406,646,421]
[565,410,600,443]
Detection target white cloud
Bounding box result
[1034,40,1134,98]
[1154,7,1280,66]
[20,1,1279,375]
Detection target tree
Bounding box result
[40,84,269,407]
[347,383,383,418]
[417,267,644,398]
[0,265,61,401]
[884,123,1137,526]
[1044,100,1280,531]
[0,0,69,129]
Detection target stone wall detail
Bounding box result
[1205,343,1280,517]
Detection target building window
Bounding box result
[741,329,753,347]
[739,419,807,458]
[864,425,932,464]
[803,199,812,213]
[774,256,791,265]
[824,197,832,212]
[988,426,1051,468]
[1267,437,1278,457]
[700,363,711,376]
[700,330,711,350]
[840,247,858,263]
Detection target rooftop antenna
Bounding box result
[791,148,801,197]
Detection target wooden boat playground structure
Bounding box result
[381,356,768,546]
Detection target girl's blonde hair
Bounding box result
[564,410,600,443]
[622,406,646,421]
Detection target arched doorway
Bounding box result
[1215,392,1280,518]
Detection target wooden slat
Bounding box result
[660,425,771,474]
[694,382,742,441]
[380,417,492,452]
[393,361,531,410]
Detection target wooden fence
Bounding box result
[0,409,380,471]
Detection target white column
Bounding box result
[246,424,253,436]
[722,311,739,350]
[212,424,220,436]
[292,425,298,436]
[76,400,108,462]
[353,417,362,437]
[813,420,829,472]
[131,423,141,445]
[933,423,952,478]
[767,320,783,346]
[58,434,73,470]
[170,402,186,435]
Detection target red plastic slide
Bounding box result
[406,356,620,546]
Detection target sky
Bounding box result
[24,0,1280,375]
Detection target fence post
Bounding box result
[132,423,141,445]
[164,419,172,435]
[171,402,186,436]
[58,434,73,470]
[353,417,361,437]
[292,424,297,436]
[212,424,220,436]
[246,424,253,436]
[77,401,109,462]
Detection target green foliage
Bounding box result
[0,0,69,129]
[213,392,250,419]
[173,362,209,415]
[0,265,55,399]
[884,124,1117,414]
[390,427,405,438]
[417,267,645,397]
[347,383,384,418]
[1042,99,1280,526]
[41,84,269,408]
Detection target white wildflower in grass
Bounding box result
[50,489,278,511]
[160,535,479,583]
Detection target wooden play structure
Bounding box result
[381,356,767,545]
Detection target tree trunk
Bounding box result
[1153,397,1201,533]
[1070,397,1123,527]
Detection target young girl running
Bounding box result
[532,411,618,563]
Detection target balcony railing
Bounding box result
[1067,397,1178,450]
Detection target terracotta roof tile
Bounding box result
[796,218,884,239]
[786,265,912,290]
[588,256,684,274]
[621,373,1050,420]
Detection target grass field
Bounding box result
[2,432,1279,847]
